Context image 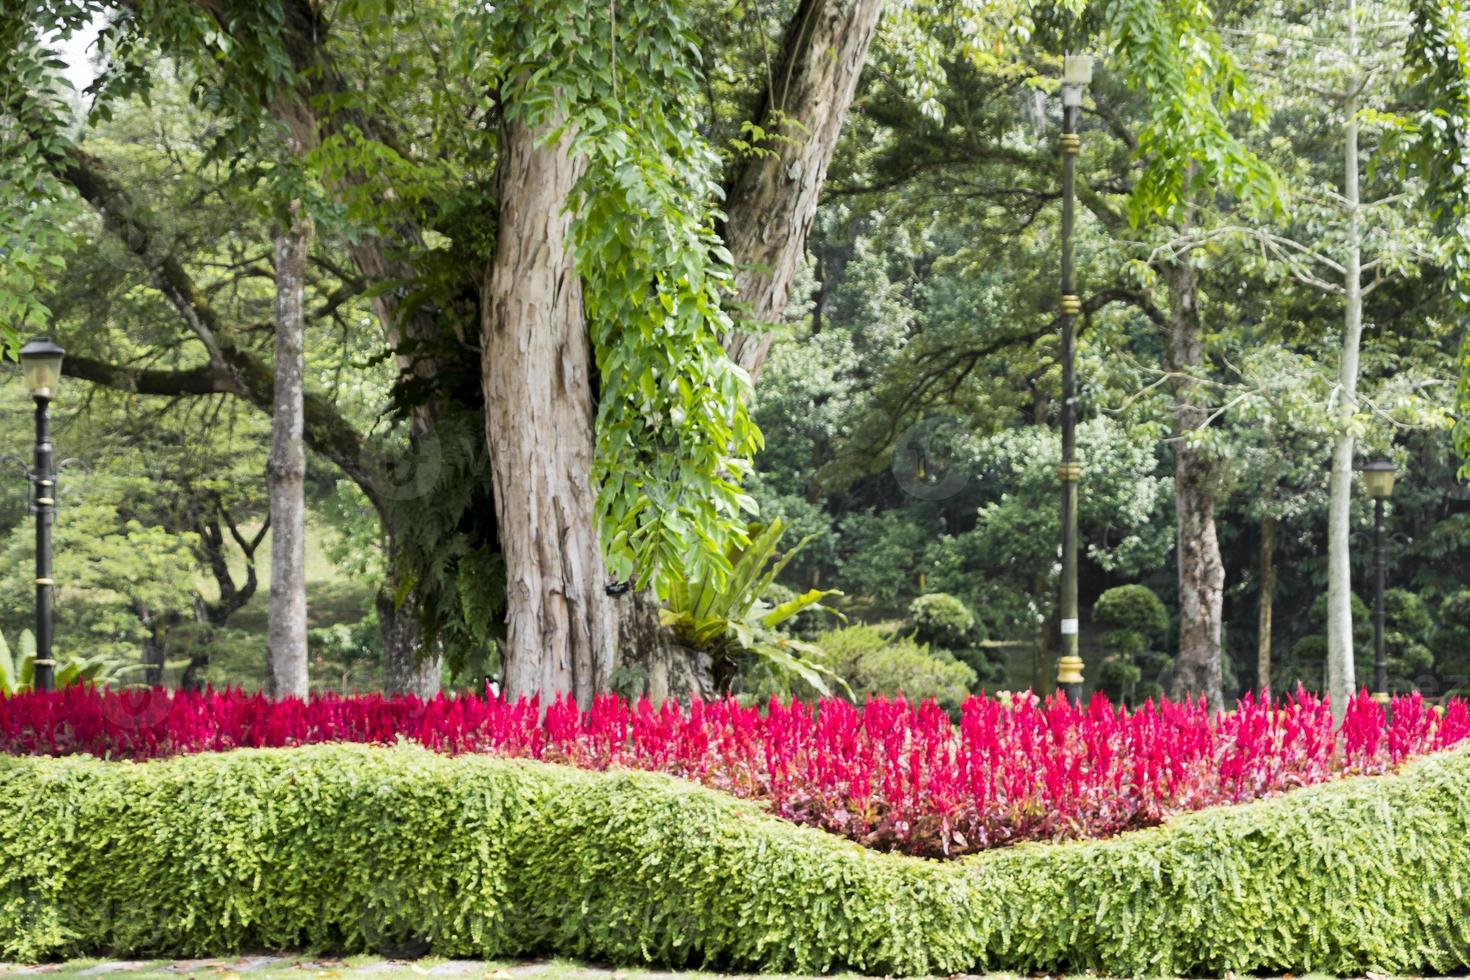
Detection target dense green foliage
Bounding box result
[1408,0,1470,258]
[746,0,1467,702]
[661,520,842,695]
[494,0,761,591]
[1281,591,1442,694]
[3,742,1469,975]
[905,593,1003,689]
[811,624,977,714]
[1404,0,1470,478]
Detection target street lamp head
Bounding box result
[18,337,64,402]
[1362,459,1397,500]
[1063,54,1094,86]
[1062,54,1093,106]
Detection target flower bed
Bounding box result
[1,685,1466,857]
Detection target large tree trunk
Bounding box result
[615,588,713,703]
[479,2,886,703]
[1165,261,1225,710]
[1257,514,1277,697]
[1326,16,1363,723]
[377,587,440,696]
[482,113,617,708]
[266,205,311,700]
[722,0,886,379]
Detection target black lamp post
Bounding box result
[1055,53,1092,704]
[1362,459,1396,703]
[19,337,64,693]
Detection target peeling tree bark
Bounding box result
[266,204,312,699]
[482,113,616,707]
[722,0,886,379]
[615,587,713,702]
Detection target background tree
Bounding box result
[266,201,310,698]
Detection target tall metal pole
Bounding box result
[33,394,55,693]
[1055,76,1085,704]
[1373,496,1387,697]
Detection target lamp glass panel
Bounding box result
[21,355,62,399]
[1362,469,1396,499]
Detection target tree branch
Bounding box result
[64,355,232,397]
[57,150,384,515]
[720,0,887,379]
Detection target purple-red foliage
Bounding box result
[2,685,1465,858]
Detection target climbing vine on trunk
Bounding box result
[493,0,762,595]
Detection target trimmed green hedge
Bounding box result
[3,743,1469,976]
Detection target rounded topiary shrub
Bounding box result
[1093,585,1168,640]
[1276,634,1329,694]
[907,593,978,649]
[1093,585,1169,704]
[1440,589,1470,631]
[1383,588,1435,686]
[811,623,892,668]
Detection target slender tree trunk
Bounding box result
[137,606,169,686]
[482,112,616,708]
[1166,261,1225,710]
[1257,515,1276,697]
[273,75,448,698]
[722,0,886,378]
[1326,10,1363,723]
[266,204,311,700]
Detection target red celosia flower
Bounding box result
[0,684,1462,859]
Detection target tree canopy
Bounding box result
[0,0,1464,706]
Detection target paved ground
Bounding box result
[0,960,889,980]
[0,960,1373,980]
[0,960,705,980]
